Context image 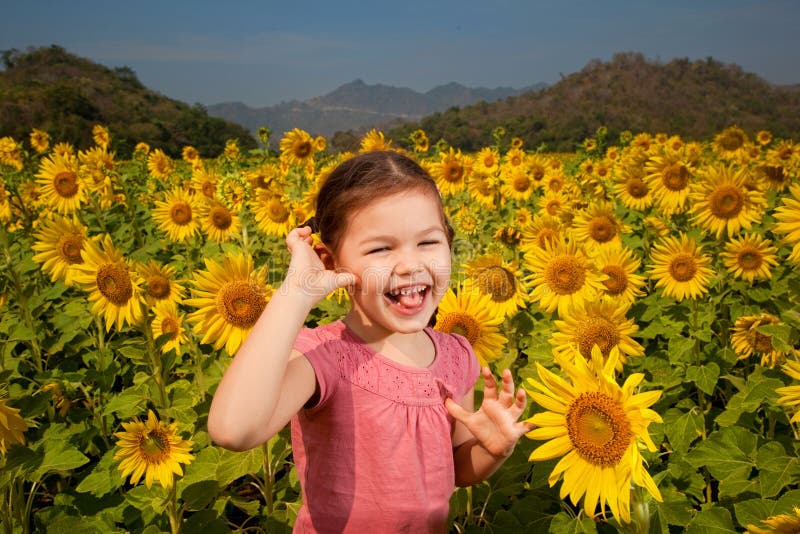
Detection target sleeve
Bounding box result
[450,333,482,398]
[292,327,338,410]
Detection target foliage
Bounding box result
[0,46,257,158]
[0,123,799,533]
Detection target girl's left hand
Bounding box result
[445,367,534,458]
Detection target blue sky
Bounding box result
[1,0,798,108]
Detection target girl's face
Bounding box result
[331,189,452,338]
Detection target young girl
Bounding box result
[208,150,532,533]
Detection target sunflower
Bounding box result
[504,148,526,168]
[528,154,549,185]
[462,254,527,318]
[510,136,524,150]
[474,147,500,174]
[217,172,251,211]
[79,146,116,192]
[648,233,714,302]
[757,164,791,193]
[521,214,565,252]
[198,199,240,243]
[223,140,240,161]
[151,301,188,354]
[776,361,800,424]
[466,170,499,209]
[359,129,393,153]
[31,215,88,286]
[0,181,11,223]
[35,151,86,214]
[644,149,693,216]
[524,240,604,316]
[594,245,646,305]
[190,165,219,199]
[524,345,662,523]
[613,160,652,211]
[92,124,111,149]
[712,126,748,160]
[569,202,629,250]
[72,235,145,331]
[135,260,185,308]
[152,188,201,242]
[550,299,644,370]
[731,313,789,368]
[29,128,50,153]
[774,184,800,247]
[434,286,507,367]
[537,191,568,218]
[185,253,271,355]
[0,398,28,454]
[747,507,800,534]
[114,410,194,489]
[721,233,778,282]
[251,190,295,237]
[500,166,534,201]
[690,164,765,239]
[182,145,200,163]
[432,147,470,195]
[545,171,567,194]
[147,148,175,179]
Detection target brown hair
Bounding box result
[312,151,454,253]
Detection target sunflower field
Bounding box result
[1,123,800,533]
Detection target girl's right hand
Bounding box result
[283,226,358,304]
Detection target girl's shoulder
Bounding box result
[427,329,481,386]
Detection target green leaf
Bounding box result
[685,363,720,396]
[124,483,168,513]
[75,448,124,498]
[756,323,796,352]
[30,439,90,481]
[734,499,783,530]
[215,447,264,487]
[685,426,757,481]
[780,308,800,329]
[548,512,597,533]
[181,509,231,534]
[756,441,800,498]
[668,336,695,362]
[181,480,220,511]
[103,383,150,419]
[686,505,736,533]
[663,407,705,454]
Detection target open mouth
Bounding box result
[385,284,429,312]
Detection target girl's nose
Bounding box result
[394,251,424,276]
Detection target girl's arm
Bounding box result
[447,368,533,486]
[207,226,356,451]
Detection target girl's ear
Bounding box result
[313,243,336,271]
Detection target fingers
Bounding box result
[444,397,469,423]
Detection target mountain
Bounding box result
[0,45,257,157]
[388,52,800,152]
[207,80,545,143]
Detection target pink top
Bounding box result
[290,320,481,534]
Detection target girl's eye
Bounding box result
[419,240,440,247]
[367,247,389,254]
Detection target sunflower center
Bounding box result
[566,392,633,467]
[267,199,290,223]
[548,177,564,192]
[293,141,313,159]
[54,170,79,198]
[216,281,267,328]
[139,429,170,460]
[59,235,84,264]
[545,255,586,295]
[626,178,649,198]
[210,206,233,230]
[160,318,179,339]
[169,202,193,225]
[483,154,496,168]
[709,185,744,219]
[719,131,745,151]
[512,174,531,192]
[437,312,481,346]
[662,164,690,191]
[669,253,698,282]
[201,181,216,198]
[479,266,517,302]
[576,317,620,359]
[96,263,133,305]
[763,165,786,184]
[537,229,560,248]
[531,166,546,181]
[737,246,763,271]
[474,178,493,196]
[147,275,171,299]
[601,265,628,295]
[443,162,464,183]
[545,200,562,216]
[588,216,616,243]
[777,147,793,161]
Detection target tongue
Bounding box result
[396,290,423,308]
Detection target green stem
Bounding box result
[22,481,38,534]
[144,323,169,409]
[166,484,182,534]
[262,441,274,516]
